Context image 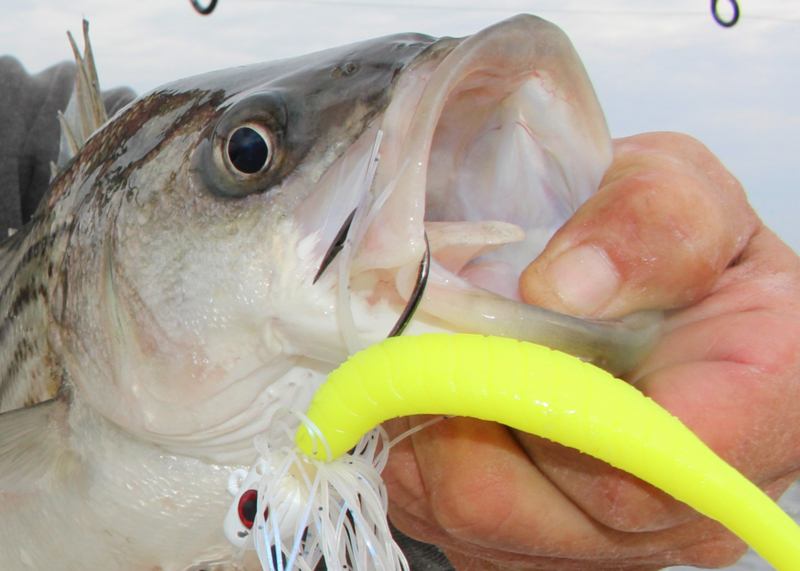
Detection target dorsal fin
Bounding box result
[54,20,108,172]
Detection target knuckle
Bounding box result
[524,438,697,533]
[570,470,696,533]
[592,481,691,532]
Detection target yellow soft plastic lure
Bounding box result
[296,333,800,571]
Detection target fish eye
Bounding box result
[195,90,289,198]
[226,125,272,175]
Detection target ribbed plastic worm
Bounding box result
[296,333,800,571]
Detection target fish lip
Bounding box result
[353,14,660,374]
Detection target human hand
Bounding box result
[382,132,800,570]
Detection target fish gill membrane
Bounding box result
[225,335,800,571]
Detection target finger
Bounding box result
[519,132,760,318]
[511,361,767,534]
[637,347,800,487]
[513,432,700,532]
[635,227,800,484]
[651,226,800,336]
[438,522,748,571]
[384,416,748,569]
[514,226,800,534]
[511,361,794,537]
[392,416,604,554]
[382,417,443,539]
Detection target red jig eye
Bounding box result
[237,489,270,530]
[238,489,259,529]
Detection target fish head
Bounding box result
[50,15,654,462]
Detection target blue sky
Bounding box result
[1,0,798,252]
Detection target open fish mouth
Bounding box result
[310,15,659,375]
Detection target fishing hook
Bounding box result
[711,0,740,27]
[313,210,429,336]
[190,0,218,15]
[313,214,429,337]
[387,233,430,338]
[313,209,356,284]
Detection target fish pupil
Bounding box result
[227,127,270,174]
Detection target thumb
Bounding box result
[520,132,760,318]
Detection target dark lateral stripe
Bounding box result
[0,221,67,346]
[0,337,37,405]
[0,282,48,350]
[0,221,66,310]
[0,220,66,409]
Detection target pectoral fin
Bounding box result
[0,399,80,494]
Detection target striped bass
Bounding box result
[0,14,658,571]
